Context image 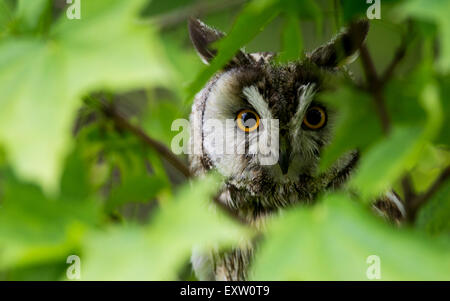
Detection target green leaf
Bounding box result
[187,0,282,100]
[319,86,383,171]
[82,174,251,280]
[277,14,303,63]
[351,81,443,200]
[251,193,450,280]
[59,148,91,201]
[416,180,450,236]
[106,174,165,212]
[339,0,368,22]
[0,0,171,193]
[400,0,450,73]
[0,0,13,33]
[16,0,51,33]
[436,74,450,145]
[0,173,99,269]
[350,126,423,200]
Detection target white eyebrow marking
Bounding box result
[242,85,272,120]
[290,83,316,137]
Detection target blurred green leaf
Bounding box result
[2,261,66,281]
[400,0,450,72]
[82,174,251,280]
[319,86,383,171]
[106,174,165,212]
[60,148,91,201]
[187,0,282,100]
[350,126,423,200]
[142,99,185,146]
[0,0,171,193]
[251,193,450,280]
[436,74,450,145]
[0,173,99,269]
[0,0,13,33]
[351,80,443,200]
[416,180,450,236]
[16,0,51,33]
[277,14,303,63]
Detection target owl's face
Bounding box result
[189,19,368,196]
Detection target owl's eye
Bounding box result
[303,106,326,130]
[236,109,260,132]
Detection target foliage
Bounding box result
[0,0,449,281]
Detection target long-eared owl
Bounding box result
[187,18,405,281]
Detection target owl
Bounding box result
[187,18,405,280]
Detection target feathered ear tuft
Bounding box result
[188,18,224,64]
[308,19,369,69]
[188,18,253,67]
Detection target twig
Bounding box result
[143,0,248,31]
[380,24,412,86]
[99,100,248,225]
[359,44,391,134]
[380,39,407,85]
[100,101,192,178]
[401,173,416,202]
[407,166,450,222]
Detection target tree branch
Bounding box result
[380,39,407,85]
[407,166,450,222]
[100,100,192,178]
[381,21,412,85]
[359,44,391,134]
[401,173,416,202]
[99,100,248,225]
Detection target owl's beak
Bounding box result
[278,132,291,175]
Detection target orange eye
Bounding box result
[236,109,260,132]
[303,106,326,130]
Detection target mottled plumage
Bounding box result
[188,18,404,280]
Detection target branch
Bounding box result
[381,21,412,85]
[359,44,391,134]
[99,100,248,225]
[100,101,192,178]
[407,166,450,222]
[380,39,407,85]
[401,173,416,202]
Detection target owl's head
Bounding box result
[188,18,368,196]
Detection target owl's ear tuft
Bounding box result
[188,18,225,64]
[188,18,252,67]
[309,19,369,69]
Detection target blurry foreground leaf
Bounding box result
[0,0,170,193]
[319,86,383,171]
[416,178,450,236]
[251,193,450,280]
[187,0,281,100]
[400,0,450,72]
[82,174,251,280]
[0,173,99,269]
[277,14,303,63]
